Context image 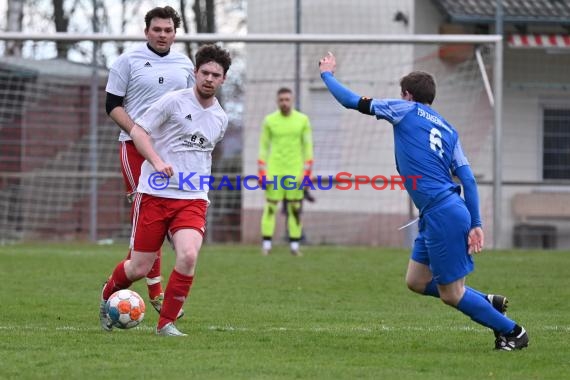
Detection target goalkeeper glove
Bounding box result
[257,159,267,188]
[303,160,314,179]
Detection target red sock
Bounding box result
[146,250,163,300]
[157,269,194,330]
[102,261,133,300]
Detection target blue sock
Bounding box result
[456,288,515,333]
[423,279,487,300]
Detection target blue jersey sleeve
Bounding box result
[452,138,480,227]
[455,165,482,228]
[320,72,360,109]
[370,99,416,124]
[450,139,470,173]
[320,72,417,125]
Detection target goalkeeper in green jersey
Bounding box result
[258,87,314,256]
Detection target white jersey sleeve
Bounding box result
[106,54,130,97]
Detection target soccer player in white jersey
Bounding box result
[104,6,195,316]
[100,44,232,336]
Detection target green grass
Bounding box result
[0,243,568,380]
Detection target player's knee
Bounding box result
[405,272,425,294]
[405,278,425,294]
[288,200,301,210]
[265,201,278,214]
[129,261,154,280]
[287,201,302,216]
[176,247,199,272]
[439,291,461,307]
[439,294,457,306]
[438,282,464,306]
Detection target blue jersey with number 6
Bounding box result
[369,99,469,213]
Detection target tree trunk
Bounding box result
[205,0,215,33]
[180,0,194,60]
[6,0,24,56]
[52,0,70,58]
[193,0,216,35]
[117,0,128,56]
[192,0,203,32]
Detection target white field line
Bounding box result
[0,325,568,333]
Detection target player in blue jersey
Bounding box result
[318,52,528,351]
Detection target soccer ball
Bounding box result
[105,289,146,329]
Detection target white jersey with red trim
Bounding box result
[106,43,195,142]
[135,88,228,201]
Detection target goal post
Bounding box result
[0,32,503,247]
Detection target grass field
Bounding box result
[0,243,568,380]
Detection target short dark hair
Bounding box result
[400,71,436,105]
[195,44,232,75]
[145,6,181,30]
[277,87,292,96]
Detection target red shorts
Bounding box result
[120,141,144,196]
[131,194,208,252]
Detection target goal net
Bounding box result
[0,35,498,247]
[243,40,496,247]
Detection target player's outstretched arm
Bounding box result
[130,125,173,177]
[318,52,360,109]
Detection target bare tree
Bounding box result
[115,0,144,56]
[6,0,25,56]
[193,0,216,34]
[52,0,72,58]
[178,0,216,60]
[179,0,194,59]
[52,0,108,63]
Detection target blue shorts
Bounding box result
[411,193,474,285]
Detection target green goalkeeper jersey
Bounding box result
[258,109,313,176]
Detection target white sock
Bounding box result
[146,276,161,285]
[290,241,300,252]
[263,240,272,251]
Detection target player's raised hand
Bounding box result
[319,52,336,74]
[468,226,484,254]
